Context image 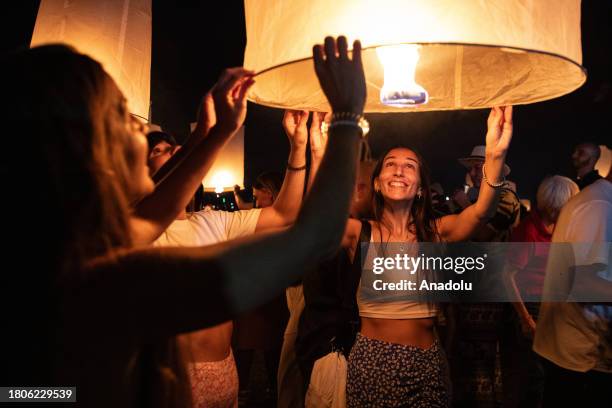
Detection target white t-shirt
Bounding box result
[534,179,612,372]
[153,208,262,247]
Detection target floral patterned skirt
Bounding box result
[347,333,450,407]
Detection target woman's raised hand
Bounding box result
[313,36,366,115]
[282,110,310,148]
[211,68,255,134]
[485,106,513,160]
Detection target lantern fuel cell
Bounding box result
[376,44,429,107]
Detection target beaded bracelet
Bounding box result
[482,164,506,188]
[321,113,370,137]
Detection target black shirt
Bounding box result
[576,169,602,190]
[295,221,371,384]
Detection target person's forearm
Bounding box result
[150,126,208,184]
[134,125,238,243]
[149,103,212,187]
[474,153,506,219]
[512,301,532,322]
[307,156,322,193]
[271,143,307,221]
[293,126,361,253]
[81,222,346,338]
[503,266,532,319]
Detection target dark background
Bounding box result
[4,1,611,200]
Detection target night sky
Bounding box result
[5,1,612,201]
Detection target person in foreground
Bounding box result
[0,35,365,408]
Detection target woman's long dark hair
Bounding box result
[1,45,190,407]
[3,45,136,275]
[371,146,440,243]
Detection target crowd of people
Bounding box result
[1,33,610,408]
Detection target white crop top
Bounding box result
[356,232,438,319]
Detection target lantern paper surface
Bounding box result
[244,0,586,112]
[31,0,152,119]
[596,146,611,178]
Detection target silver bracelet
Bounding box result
[482,164,506,188]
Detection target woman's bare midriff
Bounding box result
[178,321,233,362]
[360,317,435,349]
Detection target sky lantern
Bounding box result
[244,0,586,112]
[31,0,152,120]
[192,125,245,193]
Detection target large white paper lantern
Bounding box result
[244,0,586,112]
[31,0,152,120]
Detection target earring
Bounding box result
[417,189,422,199]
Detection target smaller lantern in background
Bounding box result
[188,123,245,193]
[30,0,152,120]
[596,145,612,178]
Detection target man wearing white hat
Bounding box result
[454,145,517,242]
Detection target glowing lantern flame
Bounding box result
[376,44,428,107]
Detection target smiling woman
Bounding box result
[372,147,437,241]
[336,107,513,407]
[375,149,421,199]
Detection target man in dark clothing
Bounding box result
[572,142,602,190]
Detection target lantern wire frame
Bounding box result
[247,42,587,113]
